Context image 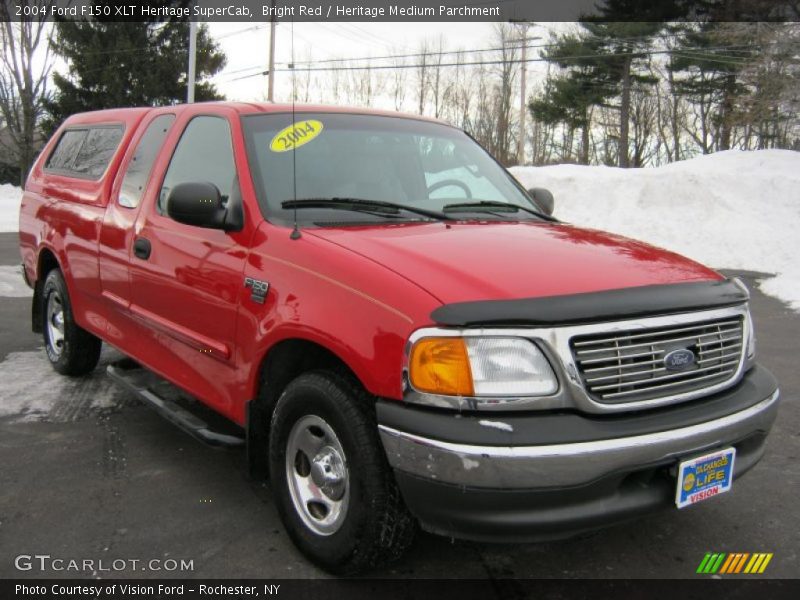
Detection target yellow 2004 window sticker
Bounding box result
[270,119,324,152]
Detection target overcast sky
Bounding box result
[206,21,574,106]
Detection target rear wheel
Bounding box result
[269,371,415,574]
[42,269,102,376]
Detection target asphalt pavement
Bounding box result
[0,231,797,580]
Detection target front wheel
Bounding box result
[42,269,102,376]
[269,371,415,574]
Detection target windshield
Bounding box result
[241,112,542,226]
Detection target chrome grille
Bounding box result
[570,316,744,404]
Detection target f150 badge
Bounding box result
[244,277,269,304]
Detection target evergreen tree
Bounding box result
[530,34,614,164]
[533,1,690,166]
[573,21,662,167]
[44,20,225,132]
[532,23,661,167]
[668,22,755,152]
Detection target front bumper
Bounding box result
[378,365,779,542]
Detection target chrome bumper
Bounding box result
[378,389,780,490]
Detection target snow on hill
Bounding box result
[0,150,798,309]
[511,150,800,311]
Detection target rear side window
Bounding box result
[45,125,124,179]
[46,130,87,170]
[72,127,124,178]
[118,114,176,208]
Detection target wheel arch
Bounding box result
[246,337,368,479]
[31,246,63,334]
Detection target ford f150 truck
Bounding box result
[19,102,780,574]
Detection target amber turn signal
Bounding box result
[409,337,474,396]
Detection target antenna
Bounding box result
[289,17,301,240]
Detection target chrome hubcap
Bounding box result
[46,292,65,357]
[285,415,349,536]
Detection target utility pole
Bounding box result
[514,22,537,166]
[187,20,197,103]
[518,32,527,165]
[267,0,276,101]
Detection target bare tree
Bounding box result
[429,35,450,119]
[481,24,519,166]
[733,22,800,150]
[0,3,53,186]
[444,49,473,130]
[291,52,314,103]
[414,39,431,115]
[390,50,407,112]
[629,85,659,166]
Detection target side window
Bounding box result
[71,127,124,178]
[118,114,176,208]
[159,116,235,214]
[46,129,88,171]
[44,125,124,179]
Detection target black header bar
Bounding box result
[4,579,800,600]
[3,0,798,22]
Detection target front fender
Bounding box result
[238,223,442,406]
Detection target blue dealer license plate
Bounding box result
[676,447,736,509]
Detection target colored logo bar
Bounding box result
[696,552,773,574]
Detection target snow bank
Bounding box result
[0,183,22,233]
[511,150,800,311]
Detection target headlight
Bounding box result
[745,308,756,361]
[408,336,557,397]
[733,279,756,362]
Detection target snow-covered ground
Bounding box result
[1,150,798,309]
[0,182,22,232]
[0,348,126,421]
[0,265,33,297]
[512,150,800,311]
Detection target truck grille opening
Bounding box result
[570,316,744,404]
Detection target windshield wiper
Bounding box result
[282,198,452,221]
[443,200,555,221]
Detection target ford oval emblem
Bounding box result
[664,348,696,371]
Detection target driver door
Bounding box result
[127,113,248,411]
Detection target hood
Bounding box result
[307,221,721,306]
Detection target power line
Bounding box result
[215,27,748,76]
[229,46,772,79]
[215,24,266,39]
[217,41,550,81]
[289,41,554,65]
[218,39,778,83]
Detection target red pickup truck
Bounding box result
[19,102,779,574]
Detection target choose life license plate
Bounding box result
[676,447,736,509]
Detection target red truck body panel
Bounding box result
[18,102,722,427]
[307,221,720,305]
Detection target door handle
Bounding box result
[133,237,152,260]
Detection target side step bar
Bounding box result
[107,360,245,449]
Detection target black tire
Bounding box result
[42,269,102,376]
[269,371,416,575]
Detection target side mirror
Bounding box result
[528,187,555,216]
[166,182,229,230]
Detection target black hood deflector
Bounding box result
[430,279,748,327]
